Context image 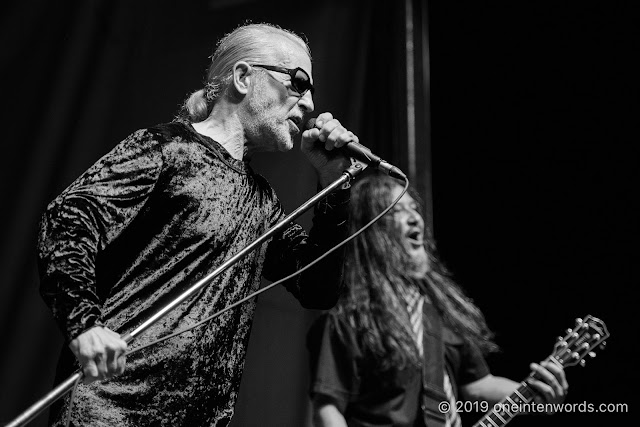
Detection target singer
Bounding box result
[37,22,357,426]
[306,174,569,426]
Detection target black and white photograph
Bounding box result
[1,1,635,426]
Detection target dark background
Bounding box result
[429,2,637,425]
[1,1,636,426]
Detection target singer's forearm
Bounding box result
[262,188,349,309]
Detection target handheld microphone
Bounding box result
[305,119,406,181]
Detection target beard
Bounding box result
[244,78,295,152]
[406,246,430,279]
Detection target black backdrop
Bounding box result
[429,2,637,426]
[1,1,636,426]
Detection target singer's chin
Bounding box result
[278,135,295,152]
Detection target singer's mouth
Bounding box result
[289,116,302,127]
[287,119,300,134]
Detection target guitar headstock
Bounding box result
[552,315,609,368]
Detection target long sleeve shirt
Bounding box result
[38,121,349,426]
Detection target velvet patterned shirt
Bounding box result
[38,121,348,426]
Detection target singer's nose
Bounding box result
[298,90,314,113]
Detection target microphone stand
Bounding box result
[7,162,368,427]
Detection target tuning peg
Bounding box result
[579,359,587,367]
[575,318,583,325]
[572,352,580,360]
[588,352,596,358]
[599,342,607,350]
[593,333,601,341]
[565,328,573,334]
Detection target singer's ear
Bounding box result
[232,61,252,96]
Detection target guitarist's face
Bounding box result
[390,186,429,278]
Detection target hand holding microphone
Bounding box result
[300,112,360,187]
[303,114,406,181]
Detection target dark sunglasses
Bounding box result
[251,64,315,96]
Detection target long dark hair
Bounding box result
[330,174,497,374]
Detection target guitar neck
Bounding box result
[472,381,537,427]
[471,315,609,427]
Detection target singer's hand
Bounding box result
[301,112,356,187]
[69,326,127,384]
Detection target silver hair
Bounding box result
[180,23,311,122]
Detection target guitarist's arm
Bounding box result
[460,374,520,405]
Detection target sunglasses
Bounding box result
[251,64,315,96]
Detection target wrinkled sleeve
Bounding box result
[262,187,350,309]
[37,130,163,342]
[306,313,360,413]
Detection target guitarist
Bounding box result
[307,174,568,426]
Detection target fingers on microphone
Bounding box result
[333,131,357,148]
[318,119,341,144]
[314,112,334,128]
[325,124,354,151]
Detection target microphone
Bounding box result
[305,119,406,181]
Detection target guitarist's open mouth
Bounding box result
[405,229,424,248]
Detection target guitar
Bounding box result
[472,315,609,427]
